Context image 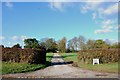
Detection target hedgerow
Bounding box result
[2,48,46,64]
[78,49,119,64]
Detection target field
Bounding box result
[59,53,118,73]
[58,53,78,62]
[2,53,53,74]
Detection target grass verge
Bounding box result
[58,53,78,62]
[2,62,46,74]
[78,62,118,73]
[46,53,54,66]
[59,53,118,73]
[2,53,53,74]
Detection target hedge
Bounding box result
[78,49,119,64]
[2,48,46,64]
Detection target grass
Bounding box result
[46,53,53,62]
[78,62,118,73]
[2,62,46,74]
[59,53,118,73]
[2,53,53,74]
[46,53,54,66]
[58,53,78,62]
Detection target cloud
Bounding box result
[49,2,72,12]
[102,25,113,29]
[102,3,118,15]
[0,36,5,40]
[102,19,118,32]
[49,2,65,12]
[94,19,115,34]
[7,42,11,45]
[12,35,27,41]
[48,2,118,35]
[80,1,103,13]
[94,29,112,34]
[21,36,27,41]
[97,3,118,19]
[101,19,113,29]
[80,5,90,13]
[5,2,13,8]
[102,19,113,25]
[12,36,18,41]
[80,2,118,22]
[92,12,97,20]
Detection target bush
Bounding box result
[78,49,119,64]
[2,48,46,64]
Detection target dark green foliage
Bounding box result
[24,38,39,49]
[94,39,110,49]
[0,45,4,48]
[78,49,119,64]
[94,39,105,48]
[65,48,72,53]
[12,43,21,48]
[31,49,46,64]
[39,38,57,52]
[2,48,46,64]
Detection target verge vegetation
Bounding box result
[2,62,45,74]
[2,53,53,74]
[59,52,118,73]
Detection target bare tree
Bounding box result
[72,37,78,51]
[78,35,86,50]
[67,39,74,52]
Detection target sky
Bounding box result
[1,1,119,47]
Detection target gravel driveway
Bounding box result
[2,53,118,78]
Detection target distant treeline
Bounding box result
[1,35,120,53]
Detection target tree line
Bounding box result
[1,35,120,53]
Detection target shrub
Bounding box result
[2,48,46,64]
[78,49,119,64]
